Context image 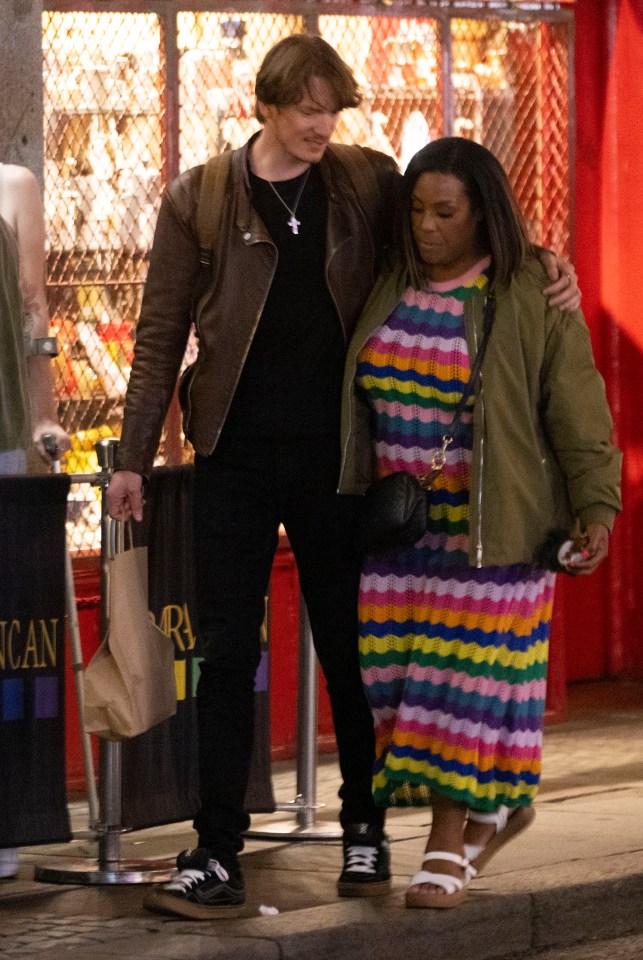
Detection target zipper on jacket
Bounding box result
[338,352,359,490]
[325,182,362,345]
[325,237,351,345]
[470,296,485,568]
[182,265,208,436]
[475,408,485,568]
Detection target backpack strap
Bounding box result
[326,142,381,240]
[198,145,380,261]
[195,150,233,268]
[179,153,232,426]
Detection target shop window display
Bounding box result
[42,4,571,554]
[43,11,163,551]
[177,13,303,167]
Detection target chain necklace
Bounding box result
[266,167,311,235]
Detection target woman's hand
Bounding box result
[34,421,71,463]
[540,250,581,311]
[565,523,610,575]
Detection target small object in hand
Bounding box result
[536,524,589,572]
[557,533,590,568]
[42,433,59,460]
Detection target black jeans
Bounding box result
[192,435,383,860]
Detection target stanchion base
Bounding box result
[33,857,176,885]
[245,821,343,841]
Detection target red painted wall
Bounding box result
[65,561,101,792]
[563,0,643,680]
[269,540,336,762]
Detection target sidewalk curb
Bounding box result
[531,871,643,951]
[39,870,643,960]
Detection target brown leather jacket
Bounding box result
[115,138,399,476]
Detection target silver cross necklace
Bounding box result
[266,167,311,235]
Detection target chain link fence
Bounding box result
[42,3,572,553]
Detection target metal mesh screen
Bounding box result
[320,16,443,165]
[178,12,304,169]
[43,10,163,552]
[321,14,569,249]
[450,18,570,252]
[42,4,570,554]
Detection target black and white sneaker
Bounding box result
[337,823,391,897]
[145,847,246,919]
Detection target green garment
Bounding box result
[338,257,622,568]
[0,213,30,452]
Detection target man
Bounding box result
[106,35,579,920]
[0,161,70,878]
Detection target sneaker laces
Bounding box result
[344,843,379,874]
[165,860,229,893]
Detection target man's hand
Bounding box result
[106,470,145,522]
[565,523,610,576]
[540,250,581,311]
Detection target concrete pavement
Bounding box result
[2,680,643,960]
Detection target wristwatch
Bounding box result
[25,336,59,357]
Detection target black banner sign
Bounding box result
[0,475,72,847]
[121,465,274,830]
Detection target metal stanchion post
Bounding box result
[35,439,175,884]
[245,595,342,841]
[294,600,318,829]
[96,440,122,868]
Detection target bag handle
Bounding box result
[196,151,233,268]
[114,518,134,555]
[417,289,496,489]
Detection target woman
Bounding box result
[0,162,69,879]
[338,138,622,909]
[0,162,69,470]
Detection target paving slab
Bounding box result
[2,681,643,960]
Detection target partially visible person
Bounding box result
[0,161,70,878]
[0,162,69,471]
[339,136,622,909]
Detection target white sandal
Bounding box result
[405,851,471,909]
[464,805,536,878]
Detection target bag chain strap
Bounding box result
[417,290,496,490]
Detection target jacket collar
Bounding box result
[229,135,345,240]
[229,136,266,239]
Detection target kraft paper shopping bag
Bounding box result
[83,530,176,740]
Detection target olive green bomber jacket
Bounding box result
[338,257,622,568]
[0,214,30,453]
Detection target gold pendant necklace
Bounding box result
[266,167,311,235]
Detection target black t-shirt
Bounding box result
[220,163,345,440]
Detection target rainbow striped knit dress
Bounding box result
[355,259,555,812]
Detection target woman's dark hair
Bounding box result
[397,137,532,288]
[255,35,361,122]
